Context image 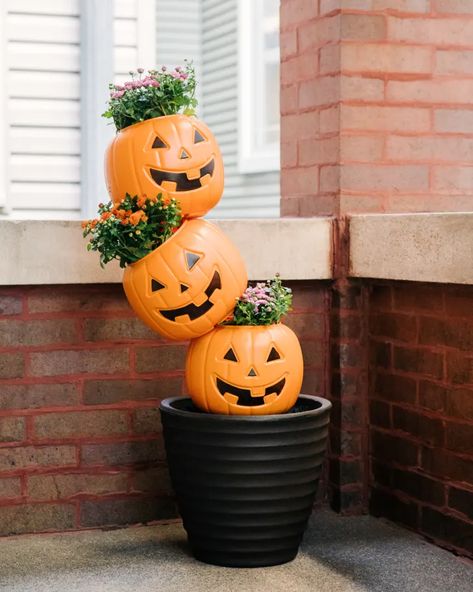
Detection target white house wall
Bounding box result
[3,0,279,219]
[155,0,280,218]
[5,0,155,219]
[201,0,280,218]
[6,0,82,219]
[155,0,202,108]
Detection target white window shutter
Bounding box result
[0,1,8,212]
[5,0,82,218]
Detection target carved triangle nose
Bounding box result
[179,148,190,159]
[248,367,257,377]
[180,283,190,293]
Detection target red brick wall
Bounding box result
[279,0,473,559]
[280,0,341,216]
[0,282,329,535]
[280,0,473,216]
[369,282,473,557]
[329,281,370,514]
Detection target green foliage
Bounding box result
[102,62,197,131]
[82,194,182,268]
[229,276,293,326]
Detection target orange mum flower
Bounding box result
[129,210,148,226]
[115,209,127,219]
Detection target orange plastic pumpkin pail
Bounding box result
[105,114,224,218]
[186,324,304,415]
[123,219,247,341]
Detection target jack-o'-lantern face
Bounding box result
[186,324,304,415]
[123,219,247,341]
[105,114,224,218]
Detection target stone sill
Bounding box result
[349,212,473,285]
[0,218,333,286]
[3,213,471,287]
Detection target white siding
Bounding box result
[2,0,278,219]
[155,0,202,105]
[114,0,138,81]
[114,0,156,83]
[155,0,280,218]
[201,0,280,218]
[2,0,156,219]
[6,0,81,218]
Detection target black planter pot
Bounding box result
[160,394,331,568]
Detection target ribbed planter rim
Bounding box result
[160,394,332,423]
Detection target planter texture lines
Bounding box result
[160,395,331,567]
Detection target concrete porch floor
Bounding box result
[0,509,471,592]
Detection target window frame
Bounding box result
[81,0,157,218]
[237,0,280,175]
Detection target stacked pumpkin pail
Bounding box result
[105,112,304,415]
[104,110,331,568]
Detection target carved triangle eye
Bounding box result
[185,251,200,270]
[224,348,238,362]
[267,347,281,362]
[194,129,205,143]
[152,136,167,149]
[151,279,165,292]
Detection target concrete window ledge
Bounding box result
[0,218,333,285]
[349,212,473,285]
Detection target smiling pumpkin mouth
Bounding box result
[159,270,221,323]
[216,376,286,406]
[150,158,215,192]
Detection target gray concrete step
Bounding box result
[0,509,471,592]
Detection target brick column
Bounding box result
[280,0,340,217]
[280,0,473,514]
[281,0,473,216]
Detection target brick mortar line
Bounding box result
[17,310,138,320]
[372,367,473,388]
[371,311,473,322]
[0,461,167,478]
[0,434,163,446]
[0,404,170,417]
[369,396,473,426]
[0,372,184,384]
[372,482,473,525]
[0,491,175,508]
[0,343,184,354]
[370,443,473,464]
[371,339,473,354]
[369,425,473,457]
[370,459,473,493]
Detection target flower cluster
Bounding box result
[82,193,182,268]
[102,62,197,131]
[228,276,293,326]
